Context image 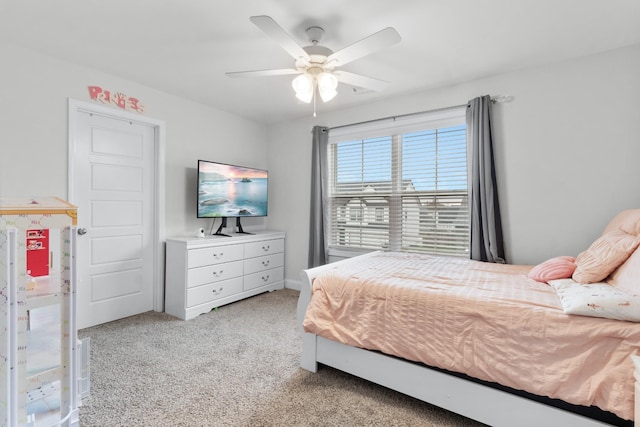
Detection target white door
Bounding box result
[72,110,156,329]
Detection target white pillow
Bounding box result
[549,278,640,322]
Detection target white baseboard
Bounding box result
[285,278,302,291]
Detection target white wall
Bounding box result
[0,42,268,238]
[3,42,639,292]
[267,44,640,288]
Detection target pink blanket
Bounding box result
[303,252,640,420]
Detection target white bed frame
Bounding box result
[297,252,639,427]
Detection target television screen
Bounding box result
[197,160,268,218]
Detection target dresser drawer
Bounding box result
[187,260,243,288]
[187,244,243,268]
[244,252,284,275]
[244,267,284,291]
[244,238,284,259]
[187,277,243,307]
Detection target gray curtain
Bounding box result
[467,95,506,263]
[308,125,329,268]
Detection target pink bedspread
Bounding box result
[303,252,640,420]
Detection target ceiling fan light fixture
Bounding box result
[319,87,337,103]
[229,16,402,113]
[292,73,314,103]
[317,72,338,102]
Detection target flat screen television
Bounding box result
[197,160,268,235]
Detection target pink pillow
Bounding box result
[528,256,576,284]
[602,209,640,236]
[572,230,640,284]
[607,247,640,296]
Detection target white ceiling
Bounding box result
[2,0,640,125]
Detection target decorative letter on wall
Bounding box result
[87,86,145,113]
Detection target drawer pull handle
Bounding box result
[212,287,223,294]
[262,260,270,267]
[262,245,270,252]
[212,270,224,277]
[261,274,270,282]
[213,252,223,259]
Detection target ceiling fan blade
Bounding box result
[334,71,390,92]
[250,15,311,62]
[226,69,301,78]
[326,27,401,67]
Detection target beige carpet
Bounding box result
[78,289,484,426]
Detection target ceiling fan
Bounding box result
[226,15,401,108]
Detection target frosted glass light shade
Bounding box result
[317,72,338,102]
[292,73,314,103]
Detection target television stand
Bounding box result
[235,217,253,235]
[210,217,254,236]
[212,217,231,237]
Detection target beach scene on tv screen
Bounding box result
[198,162,268,218]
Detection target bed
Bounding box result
[297,210,640,427]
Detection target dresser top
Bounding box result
[167,230,285,248]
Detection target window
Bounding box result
[327,107,469,257]
[374,207,385,223]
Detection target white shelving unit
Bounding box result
[0,197,80,427]
[165,231,285,320]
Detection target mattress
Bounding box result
[302,251,640,420]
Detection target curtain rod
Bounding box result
[327,95,511,132]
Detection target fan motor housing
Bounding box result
[296,45,334,71]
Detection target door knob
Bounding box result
[77,228,88,235]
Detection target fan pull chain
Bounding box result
[313,88,317,118]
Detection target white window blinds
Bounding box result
[327,106,469,256]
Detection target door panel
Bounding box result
[73,111,155,328]
[91,164,143,191]
[91,235,143,264]
[91,128,144,158]
[91,268,143,301]
[91,201,142,227]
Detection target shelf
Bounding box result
[1,198,79,426]
[27,367,62,390]
[27,303,62,383]
[26,380,62,427]
[26,276,63,310]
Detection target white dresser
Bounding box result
[165,231,285,320]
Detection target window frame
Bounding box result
[326,106,468,260]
